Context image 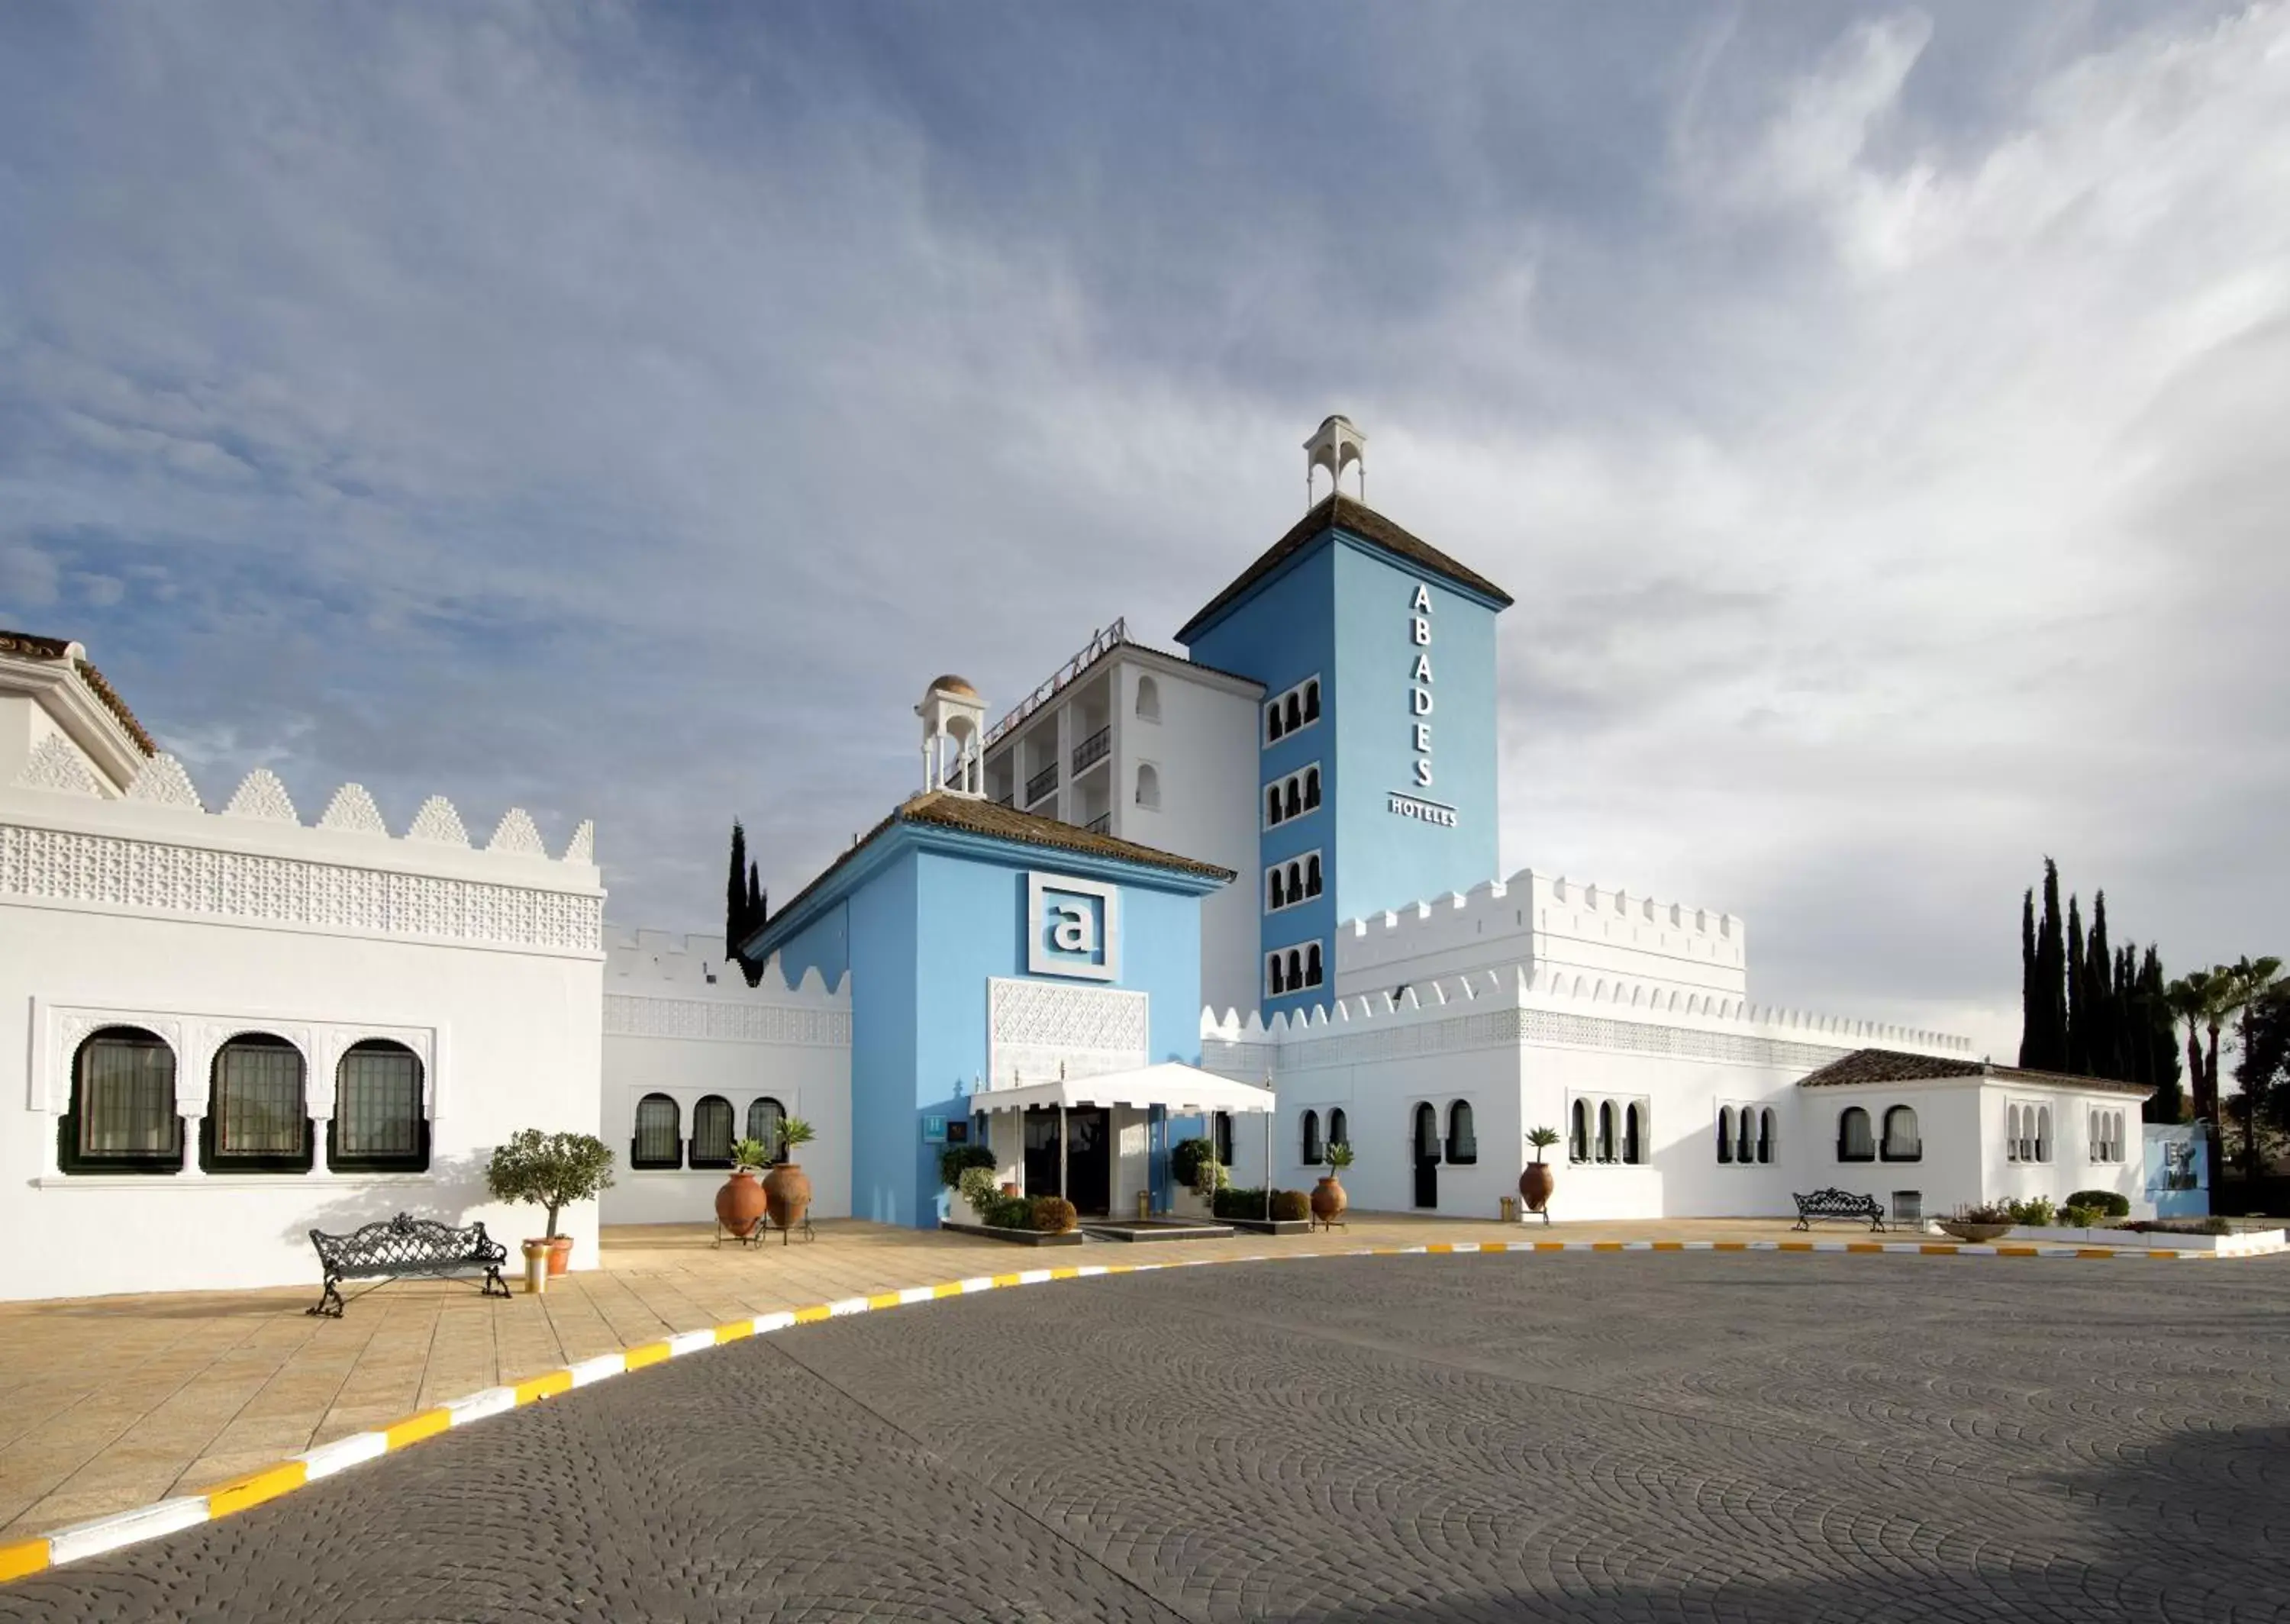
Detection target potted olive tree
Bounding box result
[485,1129,616,1277]
[1518,1126,1560,1222]
[716,1137,772,1239]
[763,1117,818,1234]
[1310,1140,1353,1229]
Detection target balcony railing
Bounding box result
[1085,813,1111,834]
[1072,726,1111,775]
[1025,762,1060,805]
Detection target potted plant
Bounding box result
[1939,1200,2014,1243]
[485,1129,616,1276]
[763,1117,817,1232]
[1519,1126,1560,1220]
[715,1137,772,1239]
[940,1143,998,1222]
[1311,1140,1353,1229]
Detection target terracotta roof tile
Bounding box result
[1797,1048,2150,1096]
[1176,495,1513,645]
[0,628,158,757]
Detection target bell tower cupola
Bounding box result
[1304,414,1366,507]
[916,674,986,798]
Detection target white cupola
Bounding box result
[916,674,987,798]
[1304,414,1366,506]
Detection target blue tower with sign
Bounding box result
[1176,417,1510,1020]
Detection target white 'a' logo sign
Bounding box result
[1050,901,1096,955]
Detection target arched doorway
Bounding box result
[1411,1101,1440,1209]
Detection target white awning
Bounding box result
[968,1062,1274,1116]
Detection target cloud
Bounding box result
[0,1,2281,1060]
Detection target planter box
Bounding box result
[1216,1216,1313,1236]
[2005,1223,2285,1254]
[937,1220,1085,1247]
[1080,1218,1235,1242]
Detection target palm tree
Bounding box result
[2218,955,2287,1179]
[2166,968,2231,1125]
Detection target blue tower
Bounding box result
[1176,417,1511,1020]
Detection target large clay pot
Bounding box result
[1309,1174,1347,1228]
[545,1235,574,1278]
[1519,1162,1555,1214]
[1938,1220,2009,1243]
[763,1162,813,1232]
[715,1168,766,1238]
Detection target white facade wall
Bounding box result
[0,768,605,1303]
[598,931,853,1227]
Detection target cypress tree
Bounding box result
[2139,947,2184,1122]
[2086,893,2114,1081]
[2017,888,2037,1068]
[2065,893,2088,1075]
[725,822,749,960]
[2033,859,2067,1071]
[2117,944,2143,1086]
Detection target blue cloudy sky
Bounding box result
[3,2,2285,1054]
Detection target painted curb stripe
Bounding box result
[2,1226,2277,1588]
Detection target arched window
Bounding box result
[748,1097,786,1162]
[1305,855,1323,897]
[1135,762,1161,809]
[63,1026,179,1174]
[1266,700,1284,743]
[1285,693,1302,733]
[1285,778,1301,820]
[1880,1105,1921,1162]
[632,1094,682,1170]
[1736,1106,1754,1165]
[1327,1107,1348,1150]
[691,1095,735,1168]
[1286,949,1303,988]
[1301,1109,1323,1165]
[1757,1109,1776,1165]
[1303,679,1321,721]
[1596,1100,1617,1162]
[1213,1111,1234,1167]
[331,1040,427,1173]
[2006,1104,2023,1162]
[1269,868,1287,910]
[1413,1102,1440,1162]
[1623,1101,1643,1165]
[1135,675,1160,722]
[1266,785,1283,825]
[1447,1100,1477,1165]
[1286,861,1301,901]
[207,1033,309,1171]
[1717,1105,1736,1164]
[1569,1098,1589,1163]
[1269,955,1287,995]
[2035,1106,2052,1163]
[1305,943,1323,986]
[1304,767,1321,810]
[1837,1107,1875,1162]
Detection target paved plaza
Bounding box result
[2,1249,2285,1621]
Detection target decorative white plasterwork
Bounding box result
[0,823,603,954]
[15,736,102,796]
[986,976,1147,1090]
[405,795,469,846]
[32,1000,436,1117]
[317,783,389,834]
[487,807,545,856]
[124,752,204,810]
[603,994,851,1047]
[224,768,298,824]
[562,820,595,863]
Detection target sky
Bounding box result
[2,2,2285,1058]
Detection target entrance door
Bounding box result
[1021,1107,1114,1215]
[1411,1102,1440,1209]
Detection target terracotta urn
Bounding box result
[1000,1180,1021,1198]
[715,1168,767,1239]
[1519,1162,1555,1215]
[544,1235,574,1277]
[1309,1174,1347,1228]
[764,1162,814,1232]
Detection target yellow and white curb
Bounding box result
[0,1231,2279,1586]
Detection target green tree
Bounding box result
[2025,859,2068,1071]
[484,1129,617,1240]
[741,862,767,988]
[2168,968,2232,1127]
[725,821,750,960]
[2017,888,2038,1069]
[2137,947,2182,1120]
[2219,956,2287,1179]
[2065,894,2088,1075]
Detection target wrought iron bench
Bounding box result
[1790,1187,1885,1232]
[307,1213,511,1318]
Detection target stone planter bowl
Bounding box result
[1937,1220,2011,1243]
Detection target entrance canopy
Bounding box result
[969,1062,1274,1116]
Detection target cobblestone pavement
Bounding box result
[5,1252,2286,1622]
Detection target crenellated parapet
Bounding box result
[603,927,850,1046]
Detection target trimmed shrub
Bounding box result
[2066,1188,2131,1219]
[956,1165,1002,1216]
[939,1142,998,1189]
[2005,1196,2055,1227]
[1030,1195,1078,1233]
[2061,1204,2099,1229]
[1270,1188,1311,1222]
[1171,1136,1225,1191]
[1211,1186,1261,1220]
[980,1194,1033,1229]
